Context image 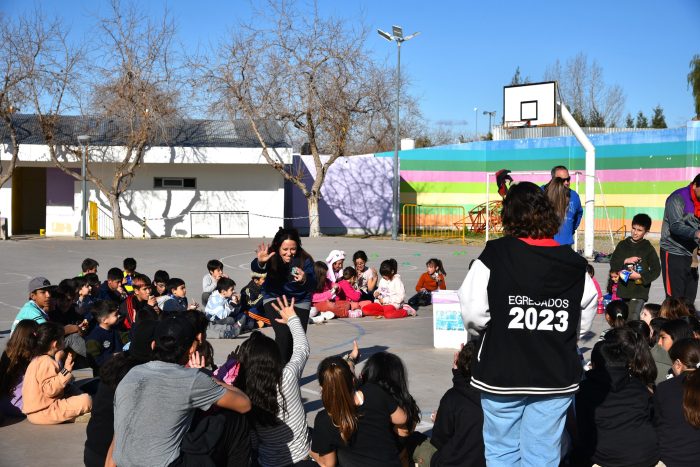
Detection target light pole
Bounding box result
[77,135,90,240]
[473,107,478,139]
[378,25,420,241]
[483,110,496,135]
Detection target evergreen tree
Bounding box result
[511,66,523,85]
[651,105,667,128]
[588,108,605,127]
[625,113,634,128]
[688,54,700,119]
[635,111,648,128]
[572,108,588,127]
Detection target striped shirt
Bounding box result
[252,316,310,466]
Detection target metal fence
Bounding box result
[401,204,466,243]
[492,125,664,141]
[190,211,250,237]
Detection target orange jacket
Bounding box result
[415,272,446,292]
[21,355,72,414]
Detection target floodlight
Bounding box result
[77,135,90,144]
[392,25,403,39]
[377,29,393,41]
[404,32,421,41]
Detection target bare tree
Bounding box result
[0,12,63,190]
[544,52,626,127]
[206,0,389,237]
[37,0,180,238]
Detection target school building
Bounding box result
[0,115,292,238]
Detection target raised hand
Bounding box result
[270,295,297,324]
[256,242,275,264]
[64,352,75,372]
[188,351,205,369]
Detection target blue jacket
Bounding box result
[250,256,316,304]
[11,301,49,333]
[542,184,583,246]
[555,189,583,246]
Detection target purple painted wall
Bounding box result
[287,155,393,235]
[46,168,77,206]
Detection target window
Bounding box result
[154,177,196,189]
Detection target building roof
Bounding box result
[0,114,289,148]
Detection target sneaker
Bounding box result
[74,412,92,423]
[321,311,335,321]
[311,316,325,324]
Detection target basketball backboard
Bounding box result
[503,81,557,128]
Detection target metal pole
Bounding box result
[81,144,87,240]
[392,41,401,241]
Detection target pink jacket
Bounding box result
[312,279,335,303]
[336,279,361,302]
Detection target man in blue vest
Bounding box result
[544,166,583,246]
[660,174,700,304]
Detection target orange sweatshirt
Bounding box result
[415,272,446,292]
[21,355,72,414]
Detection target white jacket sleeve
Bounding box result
[387,275,406,308]
[578,273,598,340]
[457,260,491,337]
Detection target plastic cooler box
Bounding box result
[432,290,469,349]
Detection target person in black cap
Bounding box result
[11,277,53,333]
[112,316,252,467]
[84,320,157,467]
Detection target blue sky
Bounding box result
[3,0,699,133]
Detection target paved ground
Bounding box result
[0,236,669,466]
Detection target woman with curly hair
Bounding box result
[458,181,598,466]
[234,296,311,466]
[251,228,316,363]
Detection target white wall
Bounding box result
[1,145,290,239]
[89,163,284,238]
[0,162,12,236]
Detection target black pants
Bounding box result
[408,291,432,309]
[171,409,250,467]
[660,248,698,304]
[264,301,310,363]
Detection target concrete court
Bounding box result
[0,236,666,466]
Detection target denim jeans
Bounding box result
[481,393,573,467]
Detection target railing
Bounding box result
[88,201,136,239]
[401,204,466,244]
[190,211,250,237]
[492,124,665,141]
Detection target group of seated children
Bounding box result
[310,250,447,322]
[0,256,265,427]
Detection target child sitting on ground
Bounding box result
[414,342,486,467]
[640,303,661,326]
[352,250,377,301]
[654,338,700,465]
[240,271,269,328]
[311,261,346,323]
[335,267,372,313]
[161,278,199,315]
[0,320,39,418]
[204,277,249,338]
[98,267,126,303]
[600,299,629,340]
[408,258,447,309]
[574,327,658,466]
[202,259,226,306]
[81,258,99,276]
[22,322,92,424]
[660,297,692,320]
[325,250,345,283]
[362,259,414,319]
[152,269,170,309]
[122,257,137,295]
[85,301,124,371]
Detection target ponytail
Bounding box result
[317,356,358,444]
[605,300,628,329]
[427,258,447,276]
[669,338,700,428]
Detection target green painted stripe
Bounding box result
[400,180,688,195]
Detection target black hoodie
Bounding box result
[470,236,589,395]
[430,369,486,467]
[574,365,658,467]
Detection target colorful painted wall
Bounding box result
[287,122,700,235]
[380,121,700,233]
